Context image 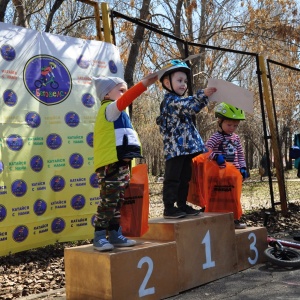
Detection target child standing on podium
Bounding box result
[92,74,157,251]
[156,59,217,219]
[206,102,249,229]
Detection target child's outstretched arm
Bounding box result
[116,74,158,111]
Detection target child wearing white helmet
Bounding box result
[206,102,248,229]
[156,59,217,219]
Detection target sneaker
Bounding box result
[234,220,247,229]
[163,207,186,219]
[108,226,136,247]
[180,205,202,216]
[93,230,114,251]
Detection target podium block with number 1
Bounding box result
[142,212,238,291]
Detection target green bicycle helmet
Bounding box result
[159,59,191,95]
[215,102,245,120]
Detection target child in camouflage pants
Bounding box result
[93,74,157,251]
[95,162,129,232]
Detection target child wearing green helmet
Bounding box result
[206,102,248,229]
[157,59,217,219]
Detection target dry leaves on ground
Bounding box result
[1,173,300,299]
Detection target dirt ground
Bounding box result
[1,169,300,299]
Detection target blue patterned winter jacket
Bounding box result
[156,90,209,160]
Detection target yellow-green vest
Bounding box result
[93,100,142,170]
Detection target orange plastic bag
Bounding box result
[120,164,149,237]
[204,161,243,220]
[187,151,211,207]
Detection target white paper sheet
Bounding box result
[207,78,254,114]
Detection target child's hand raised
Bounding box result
[204,87,217,97]
[142,74,158,87]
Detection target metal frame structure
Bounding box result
[83,1,290,214]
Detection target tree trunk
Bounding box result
[124,0,151,89]
[0,0,10,22]
[12,0,29,27]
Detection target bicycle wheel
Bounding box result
[264,247,300,267]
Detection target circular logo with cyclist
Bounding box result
[50,175,65,192]
[69,153,84,169]
[81,93,95,108]
[30,155,43,172]
[86,132,93,147]
[51,217,66,234]
[23,55,72,105]
[90,173,98,188]
[25,112,41,128]
[6,134,23,151]
[46,133,62,150]
[3,89,17,106]
[65,112,80,127]
[11,180,27,197]
[71,194,86,210]
[33,199,47,216]
[109,60,118,74]
[0,205,7,222]
[76,54,90,69]
[13,225,29,242]
[1,44,16,61]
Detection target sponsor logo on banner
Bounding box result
[30,155,44,172]
[69,153,84,169]
[81,93,95,108]
[46,133,62,150]
[11,180,27,197]
[86,132,93,147]
[33,199,47,216]
[6,134,23,151]
[71,194,85,210]
[51,218,66,234]
[3,89,17,106]
[89,173,98,188]
[13,225,29,242]
[0,205,7,222]
[23,55,72,105]
[26,112,41,128]
[65,112,80,127]
[50,176,65,192]
[1,44,16,61]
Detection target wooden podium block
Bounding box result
[64,240,180,300]
[235,226,268,271]
[143,213,238,291]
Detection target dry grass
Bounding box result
[242,168,300,212]
[149,167,300,217]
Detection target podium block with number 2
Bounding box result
[64,241,180,300]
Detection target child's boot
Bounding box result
[108,226,136,247]
[93,230,114,251]
[234,220,247,229]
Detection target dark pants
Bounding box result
[163,154,194,209]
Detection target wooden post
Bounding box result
[258,55,288,215]
[77,0,102,41]
[101,2,113,43]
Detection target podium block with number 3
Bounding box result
[235,226,268,271]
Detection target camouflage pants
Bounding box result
[94,161,130,229]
